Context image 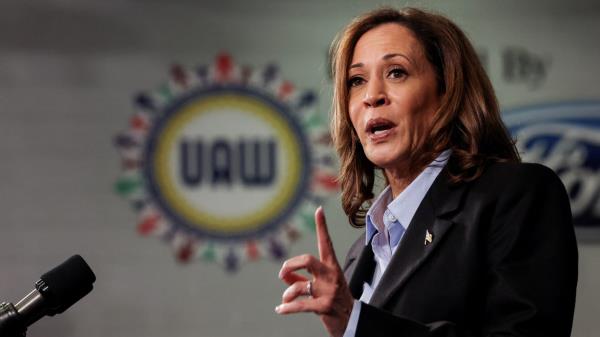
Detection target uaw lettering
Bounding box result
[179,138,276,187]
[114,53,339,271]
[504,102,600,227]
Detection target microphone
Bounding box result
[0,255,96,337]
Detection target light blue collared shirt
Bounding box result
[343,150,450,337]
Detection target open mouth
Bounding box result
[366,118,396,135]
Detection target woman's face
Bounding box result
[348,23,440,171]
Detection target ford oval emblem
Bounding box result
[504,101,600,229]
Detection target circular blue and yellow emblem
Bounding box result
[145,86,311,240]
[114,53,338,271]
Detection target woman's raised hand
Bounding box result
[276,206,354,337]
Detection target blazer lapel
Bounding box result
[346,241,375,300]
[368,170,467,308]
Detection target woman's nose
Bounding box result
[363,79,389,108]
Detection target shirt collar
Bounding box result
[365,149,451,245]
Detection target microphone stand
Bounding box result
[0,301,27,337]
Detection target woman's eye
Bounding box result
[388,68,407,79]
[347,76,364,87]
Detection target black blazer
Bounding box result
[342,162,578,337]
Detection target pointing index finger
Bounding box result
[315,206,336,263]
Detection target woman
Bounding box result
[276,7,577,337]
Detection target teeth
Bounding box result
[373,130,385,135]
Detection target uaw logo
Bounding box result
[504,101,600,228]
[114,53,338,271]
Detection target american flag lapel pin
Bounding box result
[424,229,433,245]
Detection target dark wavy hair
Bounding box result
[330,7,520,226]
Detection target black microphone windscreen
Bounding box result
[39,255,96,315]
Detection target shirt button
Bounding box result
[385,210,396,222]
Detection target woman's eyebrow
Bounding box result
[349,53,412,70]
[383,53,412,64]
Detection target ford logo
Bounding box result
[503,101,600,229]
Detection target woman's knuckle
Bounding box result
[302,254,313,264]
